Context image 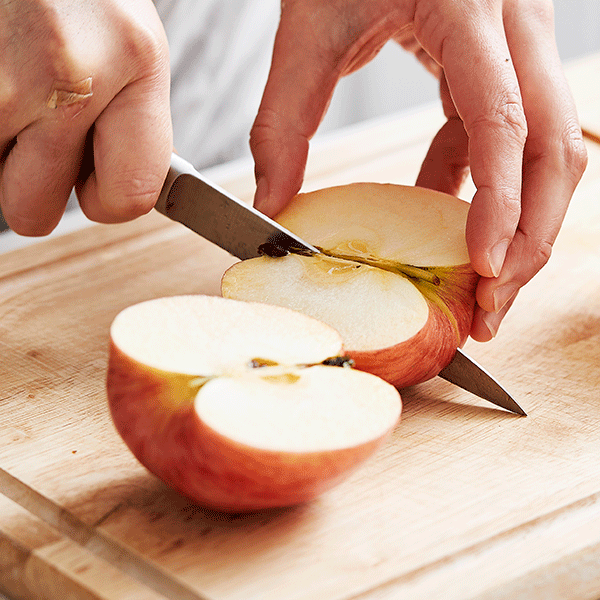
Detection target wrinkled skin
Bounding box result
[249,0,588,341]
[0,0,172,233]
[0,0,587,342]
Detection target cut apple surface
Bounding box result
[107,295,401,512]
[222,183,480,388]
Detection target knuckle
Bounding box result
[480,183,521,222]
[469,95,528,146]
[561,122,588,182]
[528,237,553,274]
[119,15,170,78]
[528,119,588,185]
[39,6,87,84]
[503,192,522,221]
[496,196,522,234]
[250,108,308,157]
[102,170,163,221]
[249,111,274,149]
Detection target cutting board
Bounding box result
[1,53,600,600]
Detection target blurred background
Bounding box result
[0,0,599,250]
[320,0,600,131]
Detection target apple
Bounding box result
[222,183,479,388]
[107,295,401,512]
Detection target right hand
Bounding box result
[0,0,172,235]
[250,0,587,343]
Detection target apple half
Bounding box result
[222,183,479,388]
[107,295,401,512]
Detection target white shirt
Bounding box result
[154,0,280,169]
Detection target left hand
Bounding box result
[250,0,588,342]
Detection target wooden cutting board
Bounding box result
[1,53,600,600]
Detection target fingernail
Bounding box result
[489,239,510,278]
[254,177,269,213]
[492,282,519,313]
[482,311,500,339]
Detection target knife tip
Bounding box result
[505,400,527,417]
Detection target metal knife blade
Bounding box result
[156,154,525,416]
[155,153,319,260]
[439,348,526,415]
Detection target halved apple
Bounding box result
[107,295,401,512]
[222,183,479,388]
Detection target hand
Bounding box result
[0,0,172,236]
[250,0,588,342]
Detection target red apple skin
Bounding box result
[349,265,480,389]
[107,341,396,513]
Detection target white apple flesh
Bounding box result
[222,183,479,388]
[107,295,401,512]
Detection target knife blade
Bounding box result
[156,153,526,416]
[155,153,320,259]
[439,348,526,415]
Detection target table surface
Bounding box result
[1,53,600,600]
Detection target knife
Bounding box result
[155,153,320,259]
[439,348,526,415]
[156,153,526,416]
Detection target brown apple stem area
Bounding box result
[107,302,401,513]
[303,248,479,350]
[248,355,356,370]
[315,247,442,286]
[107,345,396,512]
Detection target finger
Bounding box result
[0,119,88,236]
[250,9,337,217]
[77,74,172,223]
[474,0,587,317]
[416,74,470,196]
[471,292,518,342]
[0,73,97,234]
[251,2,402,217]
[420,3,528,280]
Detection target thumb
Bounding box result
[250,8,340,217]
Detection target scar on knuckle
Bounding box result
[46,76,93,109]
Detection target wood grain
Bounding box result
[1,53,600,600]
[0,495,167,600]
